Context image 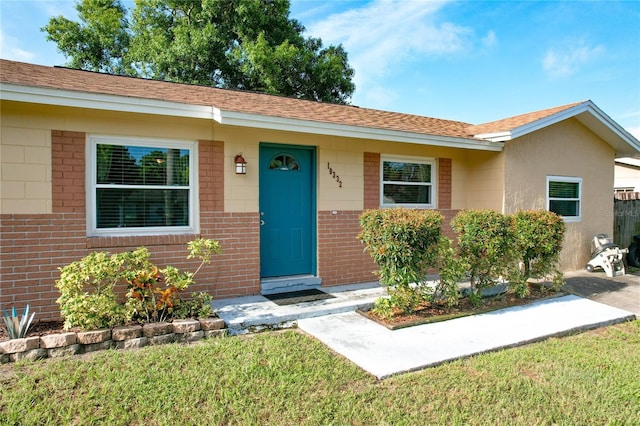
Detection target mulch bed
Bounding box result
[0,320,70,342]
[358,284,566,330]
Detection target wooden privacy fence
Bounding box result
[614,197,640,249]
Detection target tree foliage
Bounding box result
[43,0,355,103]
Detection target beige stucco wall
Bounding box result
[1,100,478,215]
[503,118,616,271]
[464,150,504,210]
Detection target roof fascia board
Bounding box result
[0,83,216,119]
[217,110,504,151]
[577,102,640,153]
[1,82,504,152]
[508,103,590,139]
[509,101,640,154]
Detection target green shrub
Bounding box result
[452,209,515,305]
[56,239,221,330]
[172,292,215,320]
[56,250,142,330]
[358,208,443,315]
[508,210,566,296]
[432,236,468,307]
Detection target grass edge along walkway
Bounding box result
[1,320,639,425]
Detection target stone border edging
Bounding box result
[0,318,227,364]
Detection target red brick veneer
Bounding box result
[317,210,378,286]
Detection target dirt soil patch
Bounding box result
[359,284,566,330]
[0,320,71,342]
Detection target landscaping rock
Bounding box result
[40,332,77,349]
[149,334,175,346]
[112,325,142,341]
[115,337,148,350]
[0,354,10,364]
[204,329,227,339]
[199,317,225,331]
[84,341,114,353]
[0,337,40,354]
[143,322,173,338]
[172,319,201,334]
[175,330,204,343]
[11,348,48,362]
[48,344,82,358]
[76,329,111,344]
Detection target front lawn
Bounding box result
[2,321,639,425]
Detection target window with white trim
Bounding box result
[381,156,435,208]
[87,135,197,236]
[547,176,581,221]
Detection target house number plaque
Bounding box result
[327,162,343,188]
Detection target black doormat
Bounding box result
[264,289,335,306]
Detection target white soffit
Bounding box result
[1,83,504,152]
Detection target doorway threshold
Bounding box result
[261,275,322,295]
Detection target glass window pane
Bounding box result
[97,144,189,186]
[96,188,189,228]
[383,184,431,204]
[269,154,299,171]
[383,161,431,183]
[549,200,579,217]
[549,181,578,198]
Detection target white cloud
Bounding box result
[482,30,497,48]
[0,30,36,62]
[306,0,471,108]
[543,41,605,78]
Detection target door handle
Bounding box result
[260,220,265,226]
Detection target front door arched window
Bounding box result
[269,154,300,171]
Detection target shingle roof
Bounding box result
[468,101,585,135]
[0,60,475,139]
[1,60,609,149]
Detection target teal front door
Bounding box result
[259,144,315,278]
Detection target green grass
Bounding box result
[2,321,639,425]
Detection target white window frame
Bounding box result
[380,155,436,209]
[86,135,199,236]
[546,175,582,222]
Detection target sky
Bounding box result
[1,0,639,139]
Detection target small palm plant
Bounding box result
[2,304,35,339]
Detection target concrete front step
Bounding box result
[260,275,322,295]
[211,282,384,334]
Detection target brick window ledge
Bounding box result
[87,234,200,249]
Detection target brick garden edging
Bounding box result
[0,318,226,364]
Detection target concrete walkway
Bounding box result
[297,295,635,379]
[212,270,638,379]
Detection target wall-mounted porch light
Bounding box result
[234,153,247,175]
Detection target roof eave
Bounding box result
[217,110,504,151]
[0,83,217,119]
[477,100,640,157]
[1,83,504,152]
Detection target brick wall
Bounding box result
[0,134,260,321]
[317,210,377,286]
[0,213,88,319]
[363,152,381,210]
[438,158,452,210]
